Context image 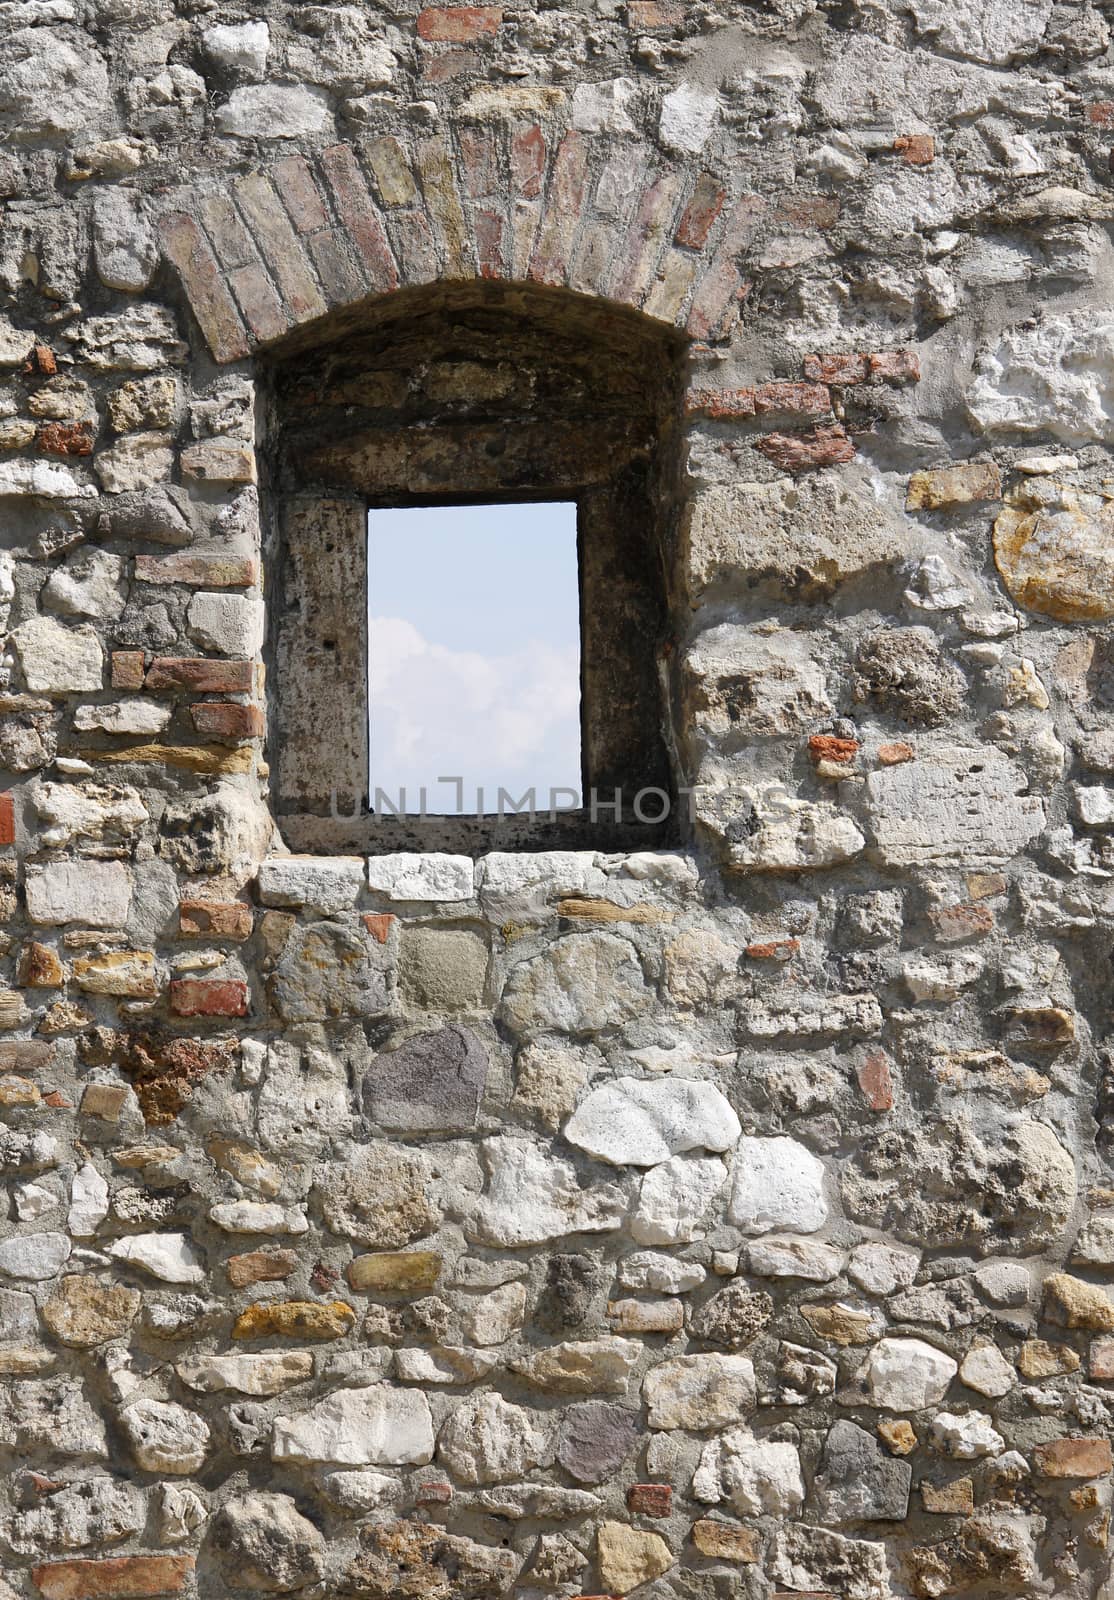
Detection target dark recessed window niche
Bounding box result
[259,281,685,855]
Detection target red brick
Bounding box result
[745,938,800,962]
[458,128,501,198]
[878,740,914,765]
[389,211,441,285]
[802,353,869,385]
[32,1556,194,1600]
[160,212,250,363]
[134,555,258,588]
[320,144,399,293]
[417,4,502,39]
[753,381,831,418]
[179,900,253,940]
[687,193,765,341]
[200,192,255,269]
[858,1048,894,1112]
[628,0,683,27]
[685,387,755,419]
[145,658,253,694]
[511,124,546,200]
[0,1041,55,1071]
[927,902,994,943]
[234,172,327,326]
[611,170,683,305]
[675,173,726,249]
[756,424,856,473]
[808,734,858,764]
[363,913,395,944]
[32,343,57,375]
[415,1479,453,1504]
[37,421,94,456]
[43,1091,73,1109]
[229,261,289,344]
[189,702,265,740]
[271,155,330,234]
[1091,1338,1114,1380]
[306,229,367,306]
[628,1484,672,1516]
[1034,1438,1113,1478]
[422,47,479,80]
[0,792,14,847]
[868,349,921,384]
[894,133,935,164]
[775,194,840,228]
[169,979,248,1018]
[111,652,146,690]
[530,131,589,286]
[474,208,506,280]
[1089,102,1114,127]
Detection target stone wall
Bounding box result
[2,0,1114,1595]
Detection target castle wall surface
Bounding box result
[2,0,1114,1594]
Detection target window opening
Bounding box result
[367,501,581,817]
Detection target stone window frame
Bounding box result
[259,282,687,857]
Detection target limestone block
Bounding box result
[187,591,264,657]
[215,83,332,136]
[366,851,474,901]
[864,1336,958,1409]
[436,1391,551,1482]
[258,855,365,914]
[0,1231,71,1280]
[630,1155,728,1245]
[693,1426,806,1515]
[13,618,103,694]
[204,19,270,76]
[500,932,649,1033]
[107,1233,205,1284]
[93,188,157,291]
[208,1492,325,1592]
[729,1136,829,1234]
[684,624,832,739]
[863,750,1045,868]
[597,1521,675,1594]
[42,550,127,621]
[700,784,865,872]
[770,1524,892,1600]
[467,1136,627,1247]
[563,1077,741,1166]
[969,313,1114,443]
[273,1385,434,1466]
[95,432,174,493]
[120,1398,210,1474]
[643,1354,756,1429]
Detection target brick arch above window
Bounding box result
[158,128,763,362]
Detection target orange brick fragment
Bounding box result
[1034,1438,1113,1478]
[31,1556,194,1600]
[178,901,253,940]
[894,134,935,164]
[417,5,501,40]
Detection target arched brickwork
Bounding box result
[160,131,760,360]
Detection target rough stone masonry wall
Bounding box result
[7,0,1114,1595]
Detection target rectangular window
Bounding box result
[367,501,581,817]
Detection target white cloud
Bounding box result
[369,616,581,810]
